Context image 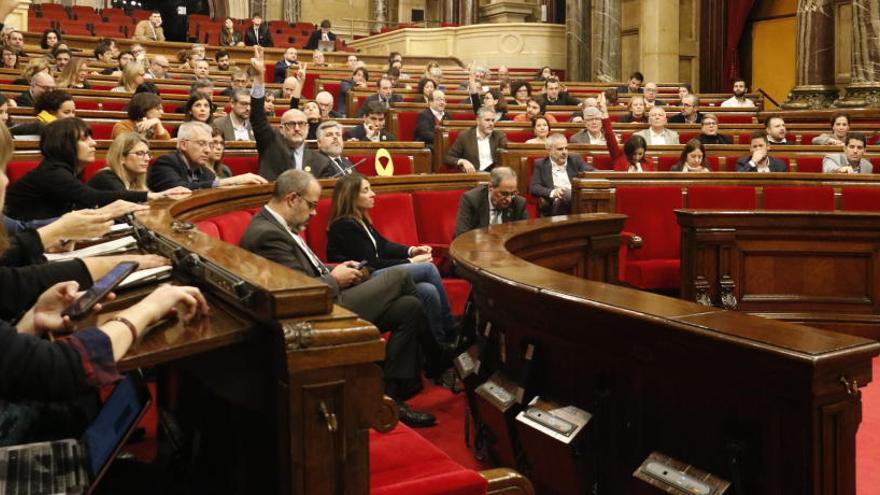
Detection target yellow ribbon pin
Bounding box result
[375,148,393,176]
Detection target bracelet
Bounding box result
[107,316,138,342]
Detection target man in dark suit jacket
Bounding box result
[345,100,396,142]
[535,77,582,108]
[148,121,266,191]
[735,132,788,173]
[304,20,337,50]
[312,121,356,177]
[668,94,703,124]
[243,15,273,46]
[239,170,442,427]
[249,62,324,180]
[444,107,508,172]
[15,72,54,107]
[455,167,529,238]
[529,134,595,216]
[357,77,403,117]
[415,89,450,147]
[273,47,298,83]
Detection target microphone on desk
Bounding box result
[331,157,367,178]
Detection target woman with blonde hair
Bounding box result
[56,57,91,89]
[88,133,191,197]
[11,58,51,85]
[111,63,145,93]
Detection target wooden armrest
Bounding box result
[620,231,643,249]
[481,467,535,495]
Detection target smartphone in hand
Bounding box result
[61,261,139,320]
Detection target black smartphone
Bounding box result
[61,261,139,320]
[355,260,368,270]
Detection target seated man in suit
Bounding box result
[444,107,508,173]
[249,51,324,180]
[357,76,402,116]
[273,47,299,84]
[823,132,873,174]
[312,121,355,177]
[642,82,665,108]
[220,69,251,98]
[338,66,369,116]
[569,107,606,144]
[15,72,55,107]
[530,133,595,216]
[668,94,703,124]
[147,121,267,191]
[212,90,255,141]
[345,101,396,142]
[736,131,788,172]
[455,167,529,237]
[315,91,344,119]
[305,19,337,50]
[240,170,442,427]
[244,13,273,46]
[133,11,165,42]
[616,71,643,94]
[415,89,449,147]
[634,106,680,145]
[765,115,790,145]
[535,77,582,108]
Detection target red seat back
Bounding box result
[395,111,419,142]
[505,131,533,143]
[348,155,413,176]
[794,157,823,173]
[81,159,106,183]
[222,156,259,176]
[370,194,420,246]
[412,190,465,245]
[688,186,757,209]
[209,211,255,245]
[842,188,880,212]
[195,220,221,239]
[304,198,333,261]
[90,123,115,140]
[763,186,835,211]
[616,187,682,260]
[7,160,40,184]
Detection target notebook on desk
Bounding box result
[0,372,151,494]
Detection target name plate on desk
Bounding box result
[633,452,730,495]
[475,372,519,411]
[515,397,590,444]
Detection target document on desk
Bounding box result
[45,236,137,261]
[119,266,173,289]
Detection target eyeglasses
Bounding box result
[296,194,319,211]
[183,139,211,148]
[281,121,308,129]
[127,150,151,158]
[702,121,718,126]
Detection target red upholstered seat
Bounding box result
[210,211,255,245]
[842,188,880,212]
[76,100,100,110]
[370,424,487,495]
[90,123,115,140]
[448,112,475,120]
[101,101,126,111]
[763,186,835,211]
[370,194,420,246]
[222,156,259,176]
[794,157,823,173]
[349,155,414,176]
[8,160,40,184]
[301,72,318,99]
[395,111,419,142]
[679,132,699,143]
[657,156,678,171]
[717,115,754,124]
[505,131,534,143]
[80,159,106,183]
[616,187,682,290]
[688,186,757,209]
[441,278,471,317]
[303,198,333,261]
[412,190,465,250]
[195,220,221,239]
[592,155,613,170]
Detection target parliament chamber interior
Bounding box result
[1,0,879,493]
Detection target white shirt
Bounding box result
[476,130,493,170]
[720,96,755,108]
[264,205,328,274]
[430,108,445,121]
[587,131,605,144]
[487,190,503,225]
[648,129,668,146]
[230,114,251,141]
[550,159,571,191]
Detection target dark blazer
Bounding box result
[454,185,528,238]
[344,123,396,142]
[327,217,410,270]
[357,93,403,116]
[304,30,337,50]
[250,93,323,181]
[617,113,648,124]
[146,151,217,192]
[735,156,788,172]
[414,108,449,146]
[338,79,358,115]
[443,127,508,170]
[536,92,581,107]
[698,134,732,145]
[86,169,127,191]
[6,158,147,221]
[529,156,594,199]
[219,30,242,47]
[212,115,255,141]
[273,60,296,84]
[14,90,34,107]
[311,152,355,178]
[243,25,273,46]
[668,111,703,124]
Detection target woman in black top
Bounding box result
[326,174,457,346]
[617,95,648,124]
[89,133,191,198]
[696,113,732,145]
[172,96,214,138]
[219,17,243,47]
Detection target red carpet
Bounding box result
[858,357,880,495]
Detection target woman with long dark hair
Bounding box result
[670,139,711,172]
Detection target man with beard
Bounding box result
[721,78,755,107]
[249,47,322,180]
[213,90,254,141]
[312,121,355,177]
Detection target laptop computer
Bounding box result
[0,372,152,494]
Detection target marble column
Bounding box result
[2,0,30,31]
[440,0,455,24]
[837,0,880,107]
[591,0,621,82]
[565,0,590,81]
[781,0,838,109]
[461,0,476,24]
[372,0,388,32]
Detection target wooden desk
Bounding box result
[677,209,880,340]
[451,213,879,494]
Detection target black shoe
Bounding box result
[397,401,436,428]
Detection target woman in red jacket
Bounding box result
[598,92,654,172]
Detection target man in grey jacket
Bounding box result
[823,132,873,174]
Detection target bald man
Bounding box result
[315,90,343,118]
[16,71,55,107]
[250,55,323,180]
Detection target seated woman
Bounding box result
[535,66,553,82]
[424,61,442,81]
[10,89,76,136]
[327,174,458,347]
[598,92,654,172]
[812,112,850,145]
[468,87,509,122]
[696,113,732,145]
[56,57,91,89]
[172,95,214,138]
[617,95,648,124]
[219,17,244,47]
[513,97,557,123]
[39,28,62,50]
[0,95,10,127]
[111,63,145,93]
[525,115,551,144]
[416,77,437,105]
[208,128,233,179]
[11,58,51,85]
[5,119,188,221]
[510,80,532,107]
[112,92,171,140]
[670,139,712,172]
[1,46,18,70]
[87,133,192,199]
[339,67,368,116]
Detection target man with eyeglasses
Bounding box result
[669,94,703,124]
[240,169,445,428]
[455,167,528,238]
[15,71,55,107]
[146,55,170,80]
[315,91,343,118]
[696,113,731,145]
[147,121,266,191]
[248,46,324,180]
[220,69,251,97]
[414,89,449,148]
[213,90,254,141]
